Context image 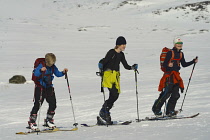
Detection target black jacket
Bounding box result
[102,49,131,71]
[163,47,195,72]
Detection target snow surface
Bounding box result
[0,0,210,139]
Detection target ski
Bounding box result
[140,113,199,121]
[16,127,78,135]
[16,127,59,135]
[81,121,132,127]
[81,116,132,127]
[57,127,78,131]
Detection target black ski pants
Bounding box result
[152,83,180,114]
[30,86,56,115]
[103,84,119,111]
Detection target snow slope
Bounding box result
[0,0,210,139]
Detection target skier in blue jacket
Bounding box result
[28,53,68,130]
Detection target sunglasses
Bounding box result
[175,42,183,45]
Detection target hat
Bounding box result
[116,36,127,45]
[173,37,183,45]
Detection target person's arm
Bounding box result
[121,52,132,70]
[53,65,65,77]
[180,52,194,67]
[34,64,43,77]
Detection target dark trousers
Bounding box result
[103,85,119,111]
[152,83,180,114]
[30,86,56,115]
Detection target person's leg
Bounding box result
[166,84,180,115]
[100,85,119,124]
[152,84,174,115]
[28,86,45,129]
[103,85,119,111]
[30,87,45,114]
[152,74,175,115]
[45,87,56,127]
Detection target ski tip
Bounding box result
[16,132,27,135]
[121,121,132,125]
[194,113,200,116]
[81,124,89,127]
[71,127,78,131]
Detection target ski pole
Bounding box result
[179,56,198,112]
[134,69,140,122]
[65,72,78,128]
[37,72,44,135]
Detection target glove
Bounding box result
[98,63,103,69]
[180,88,184,93]
[193,57,198,63]
[132,64,138,70]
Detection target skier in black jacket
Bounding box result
[98,36,138,124]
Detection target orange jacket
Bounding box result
[158,71,184,91]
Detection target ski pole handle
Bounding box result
[135,69,139,74]
[65,72,71,93]
[189,56,198,80]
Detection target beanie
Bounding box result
[116,36,127,45]
[173,37,183,45]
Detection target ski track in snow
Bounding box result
[0,0,210,140]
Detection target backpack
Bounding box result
[160,47,182,72]
[32,58,46,83]
[98,52,116,70]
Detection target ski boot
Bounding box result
[97,116,107,125]
[43,119,56,129]
[99,108,112,125]
[166,110,178,117]
[152,100,163,117]
[28,114,39,131]
[43,111,56,129]
[154,110,163,117]
[152,107,162,117]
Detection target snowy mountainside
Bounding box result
[0,0,210,140]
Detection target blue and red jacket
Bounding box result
[34,63,64,88]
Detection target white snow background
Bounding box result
[0,0,210,139]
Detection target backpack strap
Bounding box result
[177,52,182,66]
[169,50,174,64]
[169,50,183,66]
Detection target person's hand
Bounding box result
[194,57,198,63]
[63,68,68,74]
[180,88,184,93]
[41,67,47,72]
[132,64,138,70]
[168,62,173,67]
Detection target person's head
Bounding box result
[45,53,56,67]
[115,36,127,52]
[173,37,183,50]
